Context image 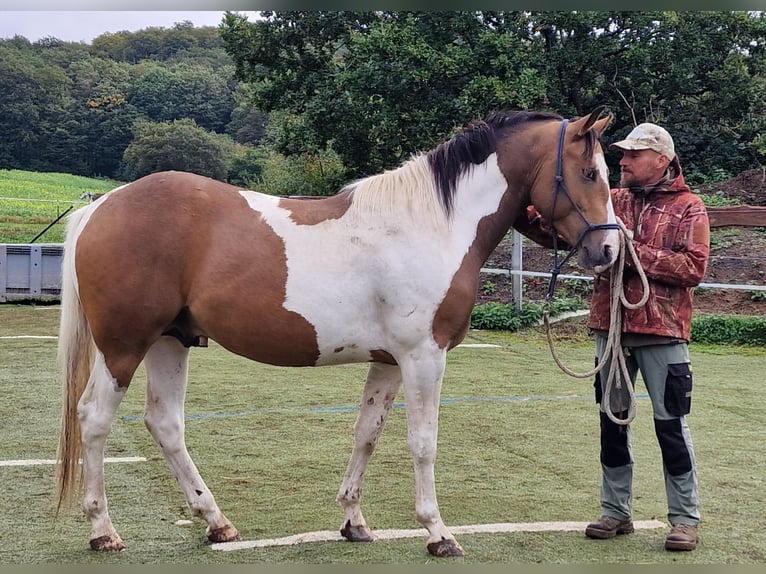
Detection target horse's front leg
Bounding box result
[400,349,464,557]
[338,362,402,542]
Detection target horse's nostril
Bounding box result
[603,245,613,261]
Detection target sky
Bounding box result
[0,9,260,44]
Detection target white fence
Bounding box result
[2,231,764,305]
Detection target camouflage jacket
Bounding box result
[587,170,710,341]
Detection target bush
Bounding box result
[229,144,348,196]
[691,314,766,345]
[471,303,766,347]
[121,118,232,181]
[470,296,585,332]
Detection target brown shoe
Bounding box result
[665,523,698,551]
[585,515,635,539]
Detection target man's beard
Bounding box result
[619,172,635,187]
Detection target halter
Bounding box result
[546,119,621,301]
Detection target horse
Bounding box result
[55,109,620,557]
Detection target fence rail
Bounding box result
[1,206,764,304]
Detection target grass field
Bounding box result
[0,304,764,564]
[0,170,122,243]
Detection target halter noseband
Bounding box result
[546,118,621,301]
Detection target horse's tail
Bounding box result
[55,205,96,514]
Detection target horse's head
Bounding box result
[513,109,621,273]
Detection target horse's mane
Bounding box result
[346,110,565,226]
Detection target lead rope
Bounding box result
[543,217,649,425]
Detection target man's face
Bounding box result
[618,149,669,187]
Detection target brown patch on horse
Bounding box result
[369,349,397,365]
[75,172,322,385]
[278,189,353,225]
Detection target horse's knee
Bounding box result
[143,414,182,443]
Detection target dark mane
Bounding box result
[427,110,563,216]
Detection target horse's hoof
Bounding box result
[427,538,465,557]
[89,534,126,552]
[340,520,375,542]
[207,524,241,543]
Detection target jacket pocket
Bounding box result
[664,362,693,416]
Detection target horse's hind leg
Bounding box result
[78,352,130,551]
[143,336,240,544]
[338,362,402,542]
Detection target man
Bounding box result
[583,123,710,551]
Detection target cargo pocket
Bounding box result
[664,363,693,416]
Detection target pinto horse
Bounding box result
[55,109,619,557]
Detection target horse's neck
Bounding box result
[472,200,524,266]
[451,162,526,268]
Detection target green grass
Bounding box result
[0,169,122,243]
[0,306,764,563]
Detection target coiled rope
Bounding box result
[543,218,649,425]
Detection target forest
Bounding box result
[2,11,766,195]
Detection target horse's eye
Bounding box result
[584,168,598,181]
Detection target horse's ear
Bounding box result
[575,106,612,136]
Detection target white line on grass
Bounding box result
[0,456,146,467]
[210,520,667,551]
[0,335,57,339]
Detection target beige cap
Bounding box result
[610,123,675,160]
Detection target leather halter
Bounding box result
[547,119,621,301]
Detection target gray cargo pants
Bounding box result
[594,335,700,526]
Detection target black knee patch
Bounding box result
[600,411,631,468]
[654,418,693,476]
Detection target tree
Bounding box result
[221,11,548,176]
[0,45,85,173]
[222,10,766,182]
[128,62,237,133]
[121,118,233,181]
[67,57,141,177]
[524,11,766,179]
[91,22,226,63]
[226,84,269,145]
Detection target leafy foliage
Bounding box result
[691,314,766,346]
[221,11,766,183]
[229,143,347,196]
[127,62,236,132]
[221,11,548,176]
[470,296,585,331]
[3,11,766,193]
[121,119,233,180]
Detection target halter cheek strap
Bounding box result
[546,119,621,301]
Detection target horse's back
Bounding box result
[71,172,390,373]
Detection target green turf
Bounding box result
[0,305,764,563]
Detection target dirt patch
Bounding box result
[477,169,766,317]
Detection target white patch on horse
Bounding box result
[595,149,621,266]
[238,154,508,365]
